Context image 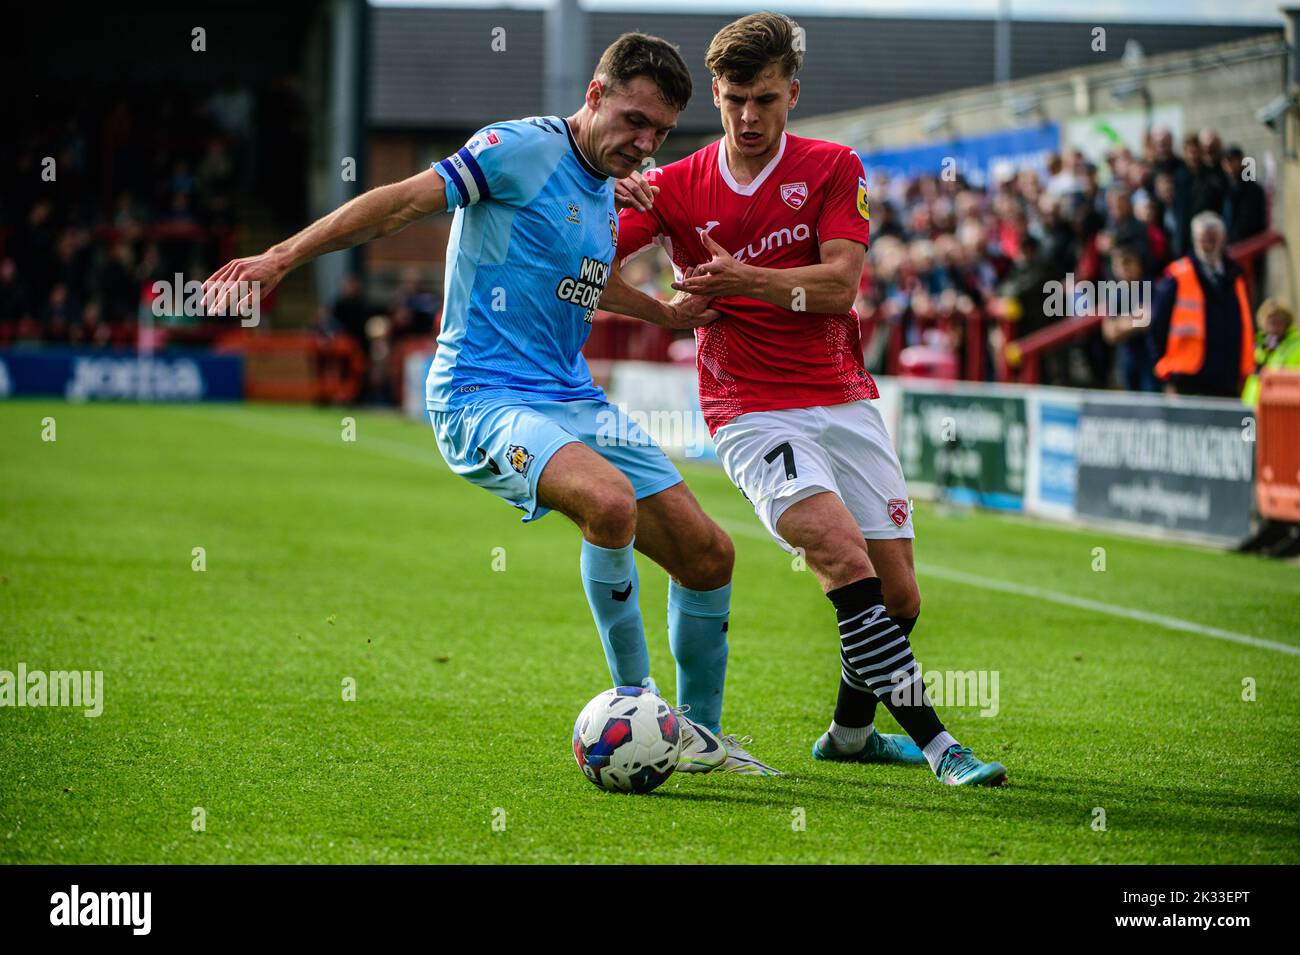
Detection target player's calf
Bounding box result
[539,443,648,684]
[635,483,735,732]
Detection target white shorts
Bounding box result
[713,400,914,552]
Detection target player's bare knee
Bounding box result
[583,481,637,547]
[880,569,921,618]
[890,588,921,620]
[812,543,874,592]
[697,527,735,589]
[670,524,733,590]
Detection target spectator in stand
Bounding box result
[1242,299,1300,407]
[1189,128,1228,219]
[1146,126,1191,243]
[1222,145,1267,244]
[70,301,112,347]
[1222,144,1270,302]
[41,283,79,342]
[390,266,438,341]
[97,242,138,325]
[328,273,374,351]
[1046,149,1086,202]
[0,258,35,344]
[1035,192,1075,279]
[1098,186,1149,274]
[196,138,236,228]
[1151,211,1254,398]
[869,196,904,240]
[998,233,1062,383]
[1101,246,1158,393]
[1238,298,1300,557]
[1131,190,1169,273]
[1152,171,1186,259]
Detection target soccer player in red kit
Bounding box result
[599,13,1007,786]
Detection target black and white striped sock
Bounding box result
[832,610,918,737]
[829,577,945,750]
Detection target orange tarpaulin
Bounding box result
[1256,370,1300,523]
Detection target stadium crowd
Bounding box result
[0,81,304,349]
[853,125,1273,393]
[4,105,1289,405]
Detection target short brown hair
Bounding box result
[594,33,693,112]
[1257,298,1294,327]
[705,12,803,84]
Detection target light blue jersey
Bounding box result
[426,116,617,411]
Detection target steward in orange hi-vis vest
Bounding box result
[1153,256,1254,394]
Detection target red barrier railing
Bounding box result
[861,307,1014,381]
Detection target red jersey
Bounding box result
[617,132,877,433]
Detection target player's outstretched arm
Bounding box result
[672,232,864,314]
[202,169,448,315]
[598,258,719,330]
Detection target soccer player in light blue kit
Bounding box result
[201,33,777,776]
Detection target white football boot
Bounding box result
[672,706,727,774]
[715,733,783,776]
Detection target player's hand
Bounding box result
[201,251,290,319]
[670,231,750,298]
[663,272,718,329]
[614,171,659,213]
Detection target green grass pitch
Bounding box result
[2,400,1297,864]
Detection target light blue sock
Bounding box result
[668,580,730,733]
[580,539,649,687]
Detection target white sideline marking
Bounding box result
[721,521,1300,658]
[203,409,1299,659]
[915,563,1300,658]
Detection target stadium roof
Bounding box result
[369,7,1279,133]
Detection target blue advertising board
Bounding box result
[0,349,244,402]
[1035,398,1080,514]
[859,124,1060,188]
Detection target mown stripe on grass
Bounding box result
[204,407,1299,660]
[721,521,1300,658]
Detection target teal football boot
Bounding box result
[812,729,927,765]
[934,745,1008,787]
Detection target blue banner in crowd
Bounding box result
[859,124,1060,188]
[0,349,244,401]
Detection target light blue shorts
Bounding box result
[429,397,683,522]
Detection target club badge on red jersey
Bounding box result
[888,498,909,527]
[780,181,808,210]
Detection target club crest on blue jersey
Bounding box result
[609,212,618,248]
[507,444,535,476]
